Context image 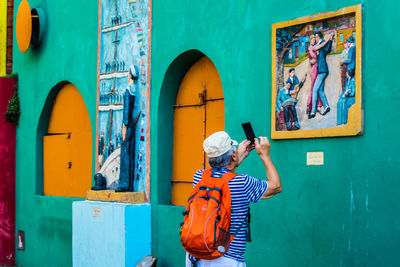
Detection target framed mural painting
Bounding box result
[95,0,151,199]
[271,5,362,139]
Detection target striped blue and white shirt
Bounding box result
[193,167,268,262]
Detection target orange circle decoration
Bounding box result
[16,0,32,53]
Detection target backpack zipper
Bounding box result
[213,217,218,247]
[204,207,218,251]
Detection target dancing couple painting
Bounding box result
[272,6,362,139]
[307,31,333,119]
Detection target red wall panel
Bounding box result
[0,77,16,264]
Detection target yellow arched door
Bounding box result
[172,56,225,206]
[43,83,92,197]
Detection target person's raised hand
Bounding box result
[255,136,271,159]
[237,139,255,165]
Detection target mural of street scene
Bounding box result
[97,0,149,192]
[275,13,357,131]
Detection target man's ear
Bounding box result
[231,150,237,162]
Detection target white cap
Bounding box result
[203,131,238,158]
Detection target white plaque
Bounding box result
[92,207,101,217]
[307,152,324,165]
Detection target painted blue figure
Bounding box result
[337,69,355,125]
[117,65,141,192]
[286,68,300,91]
[276,80,300,130]
[309,31,333,118]
[343,36,356,73]
[286,67,307,98]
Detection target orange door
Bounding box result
[43,83,92,198]
[171,56,225,206]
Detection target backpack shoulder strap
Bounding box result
[221,171,237,183]
[193,169,213,188]
[186,169,213,204]
[201,168,213,180]
[233,208,251,242]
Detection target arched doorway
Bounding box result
[171,56,225,206]
[43,83,92,198]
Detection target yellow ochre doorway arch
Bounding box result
[43,83,92,198]
[172,56,225,206]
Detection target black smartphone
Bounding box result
[242,122,256,144]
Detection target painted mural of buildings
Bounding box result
[284,14,356,66]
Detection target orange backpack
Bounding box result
[180,169,237,260]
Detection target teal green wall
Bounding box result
[12,0,400,266]
[13,0,98,265]
[150,1,400,266]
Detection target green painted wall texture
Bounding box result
[150,0,400,266]
[13,0,98,265]
[13,0,400,266]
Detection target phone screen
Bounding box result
[242,122,255,144]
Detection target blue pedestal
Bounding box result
[72,201,151,267]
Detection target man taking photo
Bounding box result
[184,131,282,266]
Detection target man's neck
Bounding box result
[224,162,237,172]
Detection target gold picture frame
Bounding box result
[271,5,362,139]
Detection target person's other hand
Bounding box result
[255,136,271,158]
[280,106,284,112]
[237,139,255,165]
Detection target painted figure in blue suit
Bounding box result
[286,68,306,93]
[117,65,141,192]
[287,68,299,91]
[343,36,356,73]
[276,80,300,130]
[337,69,355,125]
[309,31,333,119]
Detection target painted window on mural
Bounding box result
[271,5,362,139]
[96,0,150,194]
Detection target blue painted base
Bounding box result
[72,201,151,267]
